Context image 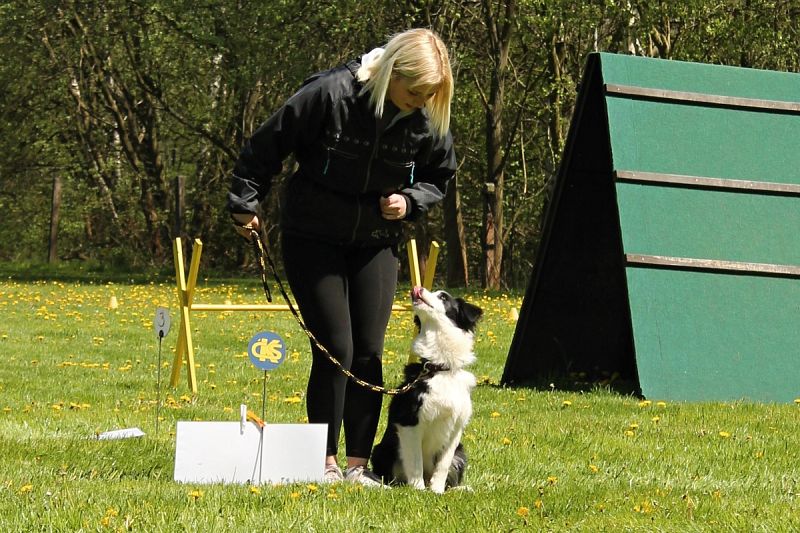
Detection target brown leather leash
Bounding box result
[238,224,435,396]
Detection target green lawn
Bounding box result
[1,271,798,531]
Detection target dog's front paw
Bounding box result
[408,478,425,490]
[429,482,446,494]
[429,471,448,494]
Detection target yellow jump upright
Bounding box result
[170,237,439,393]
[170,238,202,392]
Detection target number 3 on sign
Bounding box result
[247,332,287,371]
[154,307,171,339]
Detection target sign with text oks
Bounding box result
[247,332,286,371]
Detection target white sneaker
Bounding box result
[323,464,343,483]
[344,465,387,488]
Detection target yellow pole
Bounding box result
[407,239,421,287]
[170,238,187,387]
[170,238,202,392]
[189,303,410,312]
[422,241,440,290]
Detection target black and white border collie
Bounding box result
[372,286,483,493]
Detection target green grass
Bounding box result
[1,270,799,531]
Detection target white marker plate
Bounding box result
[154,307,171,339]
[174,422,326,485]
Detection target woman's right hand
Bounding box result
[232,213,260,240]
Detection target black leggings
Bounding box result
[282,233,398,459]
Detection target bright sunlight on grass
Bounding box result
[1,271,799,531]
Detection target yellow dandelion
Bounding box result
[249,486,261,495]
[719,431,731,438]
[656,401,667,407]
[547,476,558,485]
[562,400,572,407]
[638,400,652,407]
[516,506,530,517]
[588,464,599,474]
[628,423,639,430]
[501,437,512,446]
[755,451,765,459]
[188,489,204,500]
[18,484,33,494]
[490,411,501,418]
[794,398,800,404]
[290,491,301,500]
[651,416,661,423]
[283,396,302,404]
[534,499,543,509]
[634,500,654,514]
[3,407,11,413]
[624,430,635,437]
[306,484,318,492]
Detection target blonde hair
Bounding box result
[357,28,453,138]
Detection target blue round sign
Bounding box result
[247,331,287,371]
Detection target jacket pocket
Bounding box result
[377,158,416,191]
[322,144,358,175]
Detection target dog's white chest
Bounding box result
[418,371,475,424]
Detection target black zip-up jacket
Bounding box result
[227,60,456,246]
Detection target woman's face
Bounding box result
[387,75,437,112]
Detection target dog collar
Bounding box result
[421,359,450,373]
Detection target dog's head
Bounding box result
[410,286,483,369]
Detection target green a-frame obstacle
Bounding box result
[502,53,800,402]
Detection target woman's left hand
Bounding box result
[379,194,407,220]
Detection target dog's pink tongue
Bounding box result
[411,286,423,301]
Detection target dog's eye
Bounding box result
[438,293,447,301]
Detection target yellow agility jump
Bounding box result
[170,237,440,393]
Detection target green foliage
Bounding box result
[1,275,799,530]
[1,1,798,285]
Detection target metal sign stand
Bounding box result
[153,307,171,436]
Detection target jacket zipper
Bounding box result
[350,127,382,243]
[389,160,415,186]
[322,136,357,176]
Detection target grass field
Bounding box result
[1,267,799,531]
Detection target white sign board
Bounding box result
[174,421,326,485]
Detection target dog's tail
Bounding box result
[446,443,467,489]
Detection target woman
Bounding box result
[228,28,456,486]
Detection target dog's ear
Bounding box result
[455,299,483,332]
